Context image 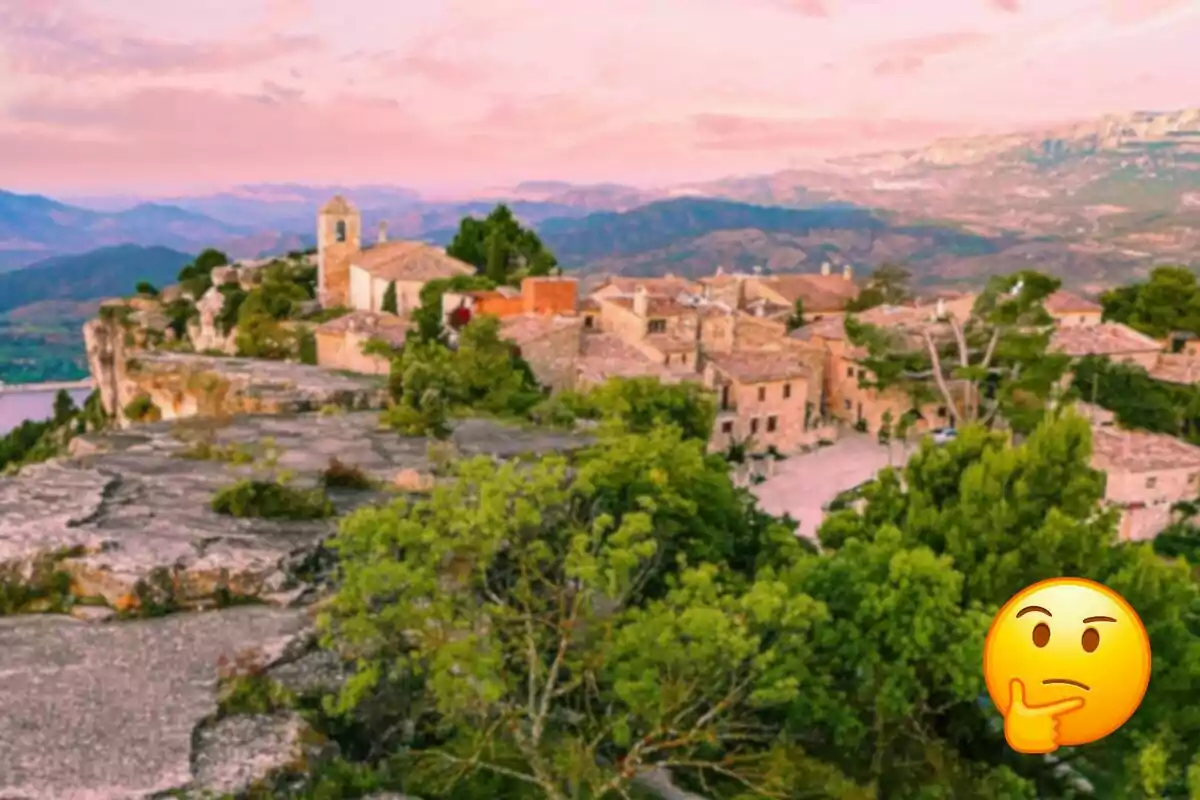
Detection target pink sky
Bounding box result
[1,0,1197,197]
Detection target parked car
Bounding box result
[930,427,957,445]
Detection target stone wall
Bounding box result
[517,320,585,392]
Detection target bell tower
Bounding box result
[317,195,361,307]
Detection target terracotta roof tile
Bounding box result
[1148,354,1200,385]
[707,353,811,384]
[1050,323,1161,357]
[1091,426,1200,473]
[604,296,694,316]
[315,310,409,347]
[499,313,582,346]
[353,241,476,282]
[601,276,701,296]
[791,316,847,341]
[579,297,602,311]
[577,333,687,384]
[754,274,859,313]
[1045,289,1103,314]
[644,333,697,353]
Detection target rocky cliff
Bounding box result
[0,411,588,798]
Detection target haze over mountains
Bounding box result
[3,107,1198,293]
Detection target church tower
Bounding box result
[317,195,361,307]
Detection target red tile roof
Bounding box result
[1091,426,1200,473]
[314,310,409,347]
[1045,289,1103,314]
[1050,323,1161,357]
[499,313,582,347]
[707,353,811,384]
[353,241,475,282]
[604,296,693,317]
[753,274,859,313]
[1148,354,1200,385]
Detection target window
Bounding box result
[721,420,734,434]
[937,406,948,418]
[750,418,760,434]
[846,367,854,377]
[767,415,778,432]
[1146,476,1157,489]
[1191,473,1199,485]
[584,315,594,329]
[857,369,866,379]
[335,220,347,242]
[648,319,667,334]
[721,385,731,410]
[681,353,688,364]
[757,386,766,402]
[843,399,852,411]
[1079,316,1086,324]
[783,383,792,399]
[664,355,671,366]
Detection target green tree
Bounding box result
[52,389,76,424]
[412,274,495,344]
[1100,265,1200,339]
[381,281,398,315]
[320,434,839,799]
[446,205,558,285]
[176,248,230,298]
[134,280,158,296]
[814,413,1200,797]
[845,262,912,311]
[785,297,806,332]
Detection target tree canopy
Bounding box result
[446,205,558,285]
[1100,265,1200,339]
[844,262,913,312]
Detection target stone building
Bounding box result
[316,195,474,311]
[704,354,832,454]
[1091,425,1200,541]
[442,276,579,325]
[1045,289,1103,328]
[314,311,410,375]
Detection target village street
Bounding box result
[751,433,907,543]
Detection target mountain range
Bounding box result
[4,107,1198,293]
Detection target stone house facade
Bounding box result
[1091,425,1200,541]
[314,311,409,375]
[704,355,832,453]
[1045,289,1104,328]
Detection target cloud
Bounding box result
[0,0,318,78]
[1108,0,1194,26]
[991,0,1020,11]
[872,31,989,75]
[689,113,979,151]
[776,0,831,16]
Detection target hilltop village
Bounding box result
[280,194,1200,543]
[6,194,1200,799]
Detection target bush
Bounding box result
[321,458,374,490]
[297,327,318,365]
[135,280,158,296]
[381,281,398,314]
[211,480,335,519]
[123,394,161,423]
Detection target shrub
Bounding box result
[211,480,335,519]
[123,394,161,423]
[381,281,398,314]
[321,458,374,490]
[297,327,318,365]
[135,280,159,296]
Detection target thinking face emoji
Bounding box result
[983,578,1151,754]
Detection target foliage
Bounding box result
[382,316,542,437]
[814,412,1200,797]
[1100,265,1200,339]
[785,297,806,332]
[381,281,398,315]
[177,248,230,298]
[134,281,159,296]
[446,204,558,285]
[215,284,248,335]
[321,458,374,490]
[1070,355,1200,441]
[844,269,1069,433]
[123,394,161,423]
[52,389,76,424]
[320,428,823,799]
[297,327,318,365]
[0,390,106,472]
[844,262,912,311]
[211,479,335,520]
[411,274,495,344]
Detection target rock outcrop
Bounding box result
[83,343,388,427]
[0,411,589,799]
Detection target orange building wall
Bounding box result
[522,277,577,315]
[474,294,525,317]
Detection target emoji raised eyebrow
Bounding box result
[1083,616,1116,623]
[1016,605,1052,618]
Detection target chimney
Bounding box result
[633,285,649,317]
[753,265,763,276]
[935,297,946,319]
[377,221,388,244]
[664,272,675,279]
[821,262,831,276]
[715,266,724,276]
[843,264,853,281]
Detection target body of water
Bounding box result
[0,389,92,435]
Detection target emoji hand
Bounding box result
[1004,679,1086,754]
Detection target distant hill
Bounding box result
[535,197,1014,283]
[0,190,250,270]
[0,245,193,314]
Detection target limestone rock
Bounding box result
[189,287,238,355]
[393,467,434,492]
[190,712,334,797]
[0,607,310,800]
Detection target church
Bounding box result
[316,195,475,312]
